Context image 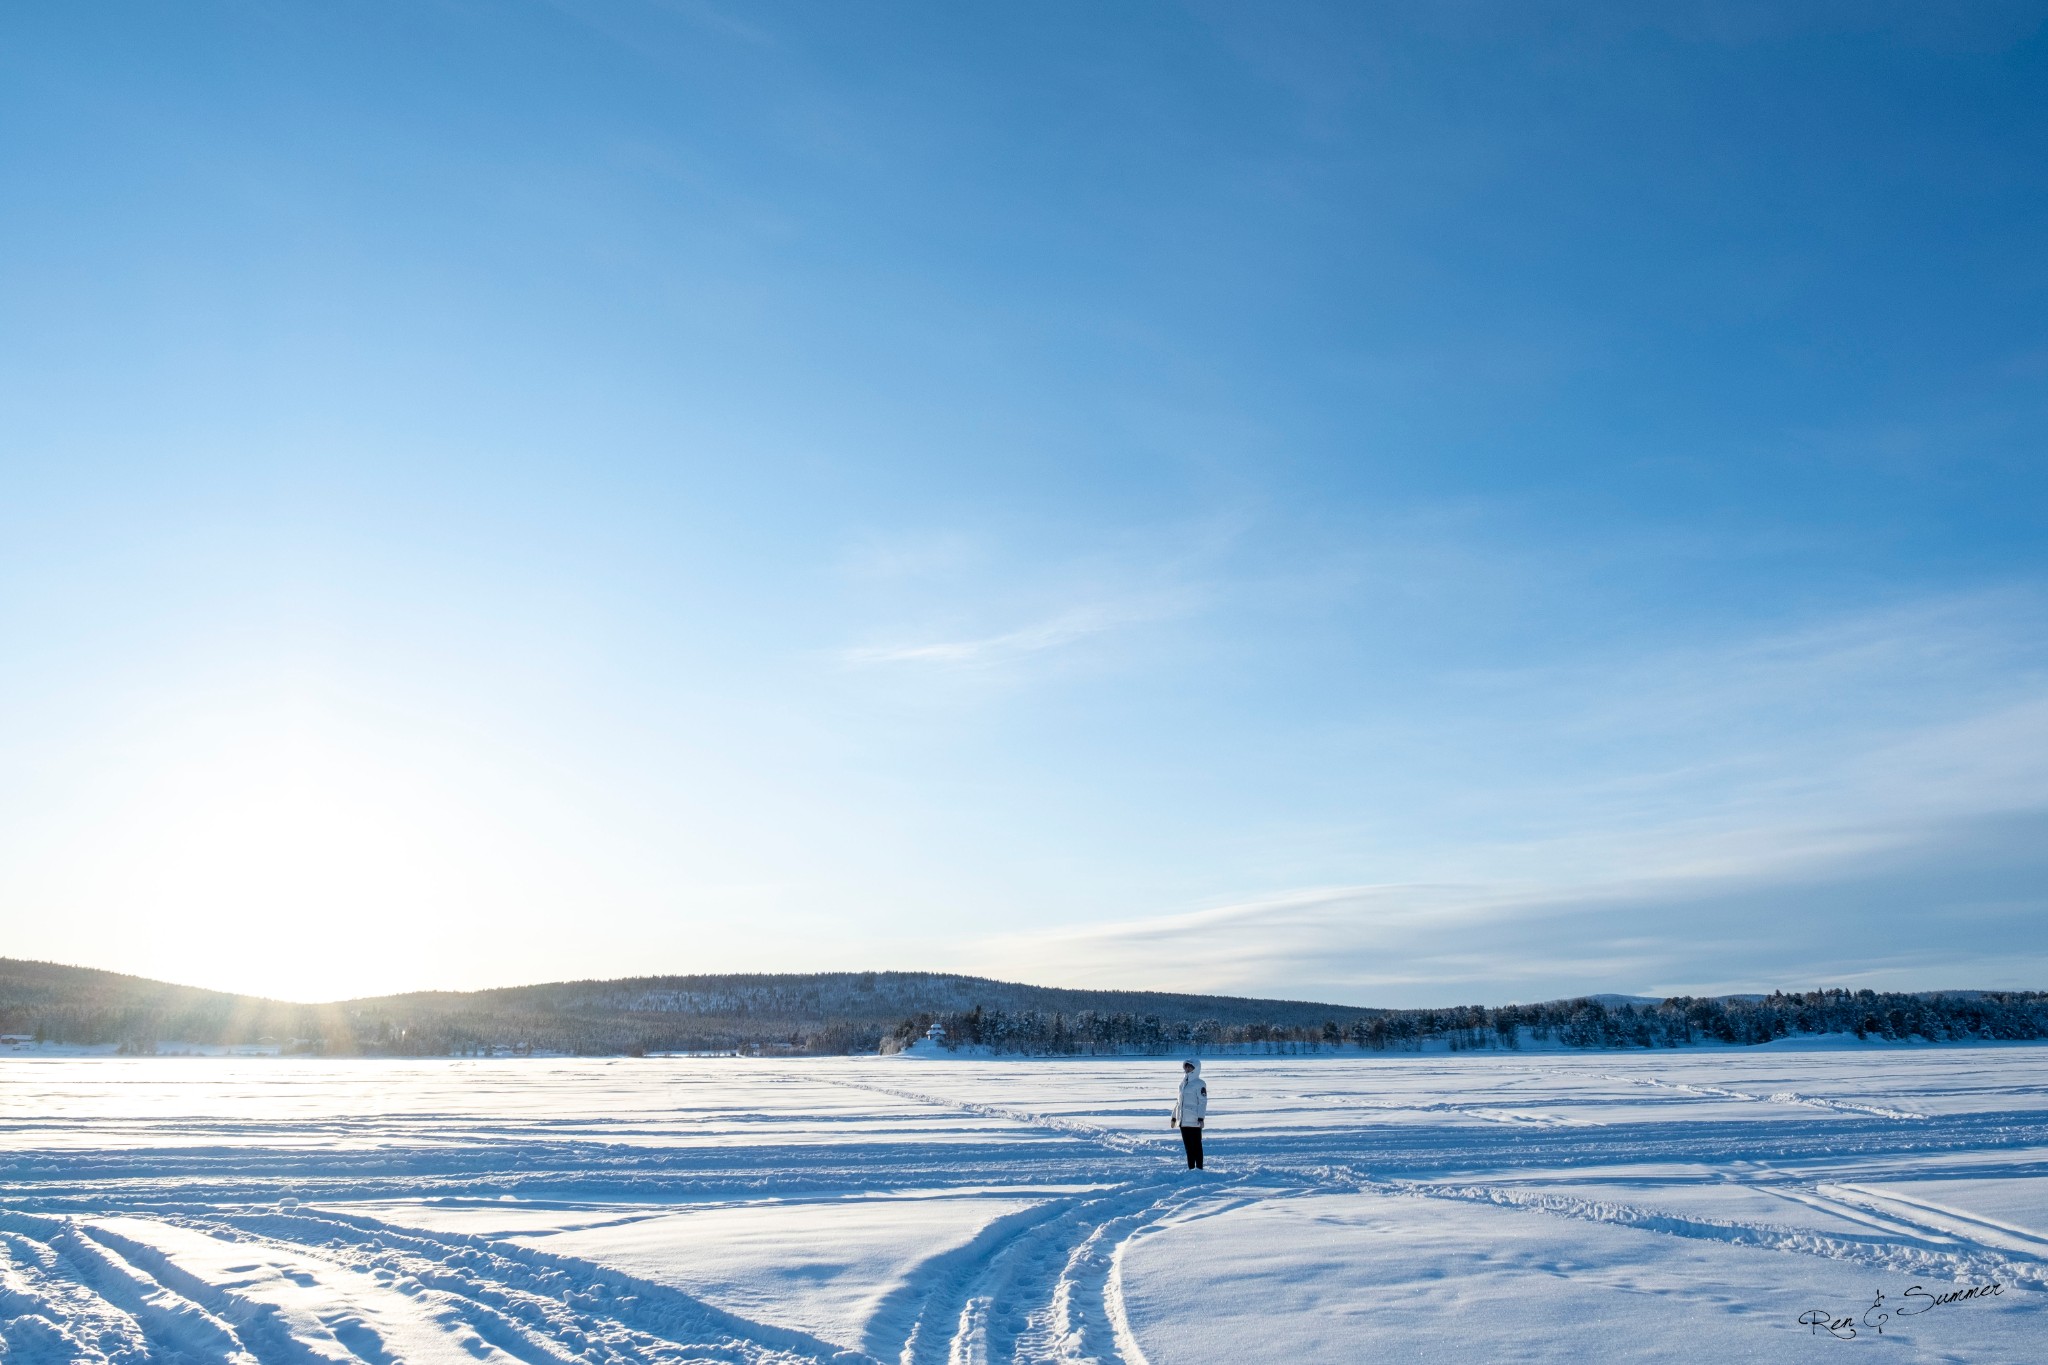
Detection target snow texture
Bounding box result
[2,1049,2043,1361]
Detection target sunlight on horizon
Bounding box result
[3,1,2044,1003]
[24,697,624,1002]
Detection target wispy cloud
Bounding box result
[830,512,1240,675]
[979,811,2048,1006]
[839,603,1153,668]
[971,588,2048,1005]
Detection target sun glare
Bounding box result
[81,702,529,1000]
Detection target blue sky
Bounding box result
[3,2,2046,1004]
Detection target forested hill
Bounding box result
[3,958,2043,1056]
[0,960,1385,1054]
[344,971,1392,1055]
[0,959,293,1050]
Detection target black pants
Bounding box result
[1179,1125,1204,1169]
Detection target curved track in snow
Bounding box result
[1,1179,1216,1364]
[4,1051,2045,1362]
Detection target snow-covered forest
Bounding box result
[914,991,2048,1055]
[7,959,2044,1057]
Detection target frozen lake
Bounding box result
[2,1048,2044,1362]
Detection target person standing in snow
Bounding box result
[1170,1059,1208,1169]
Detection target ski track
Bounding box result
[1587,1069,1933,1120]
[3,1053,2045,1362]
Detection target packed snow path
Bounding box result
[3,1050,2044,1362]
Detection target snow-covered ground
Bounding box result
[2,1049,2043,1362]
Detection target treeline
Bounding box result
[0,959,311,1049]
[318,970,1385,1057]
[0,961,1380,1055]
[7,959,2045,1057]
[901,989,2048,1055]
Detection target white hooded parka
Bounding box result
[1171,1060,1208,1128]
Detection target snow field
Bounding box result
[0,1049,2042,1362]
